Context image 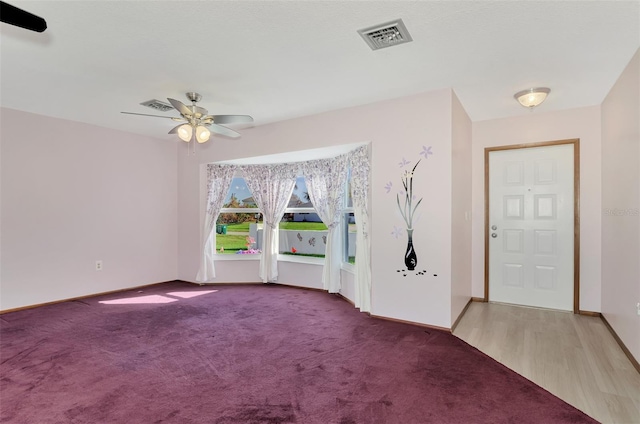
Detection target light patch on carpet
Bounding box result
[98,295,178,305]
[166,290,218,299]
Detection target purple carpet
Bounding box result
[1,282,597,423]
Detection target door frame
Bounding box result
[484,138,581,313]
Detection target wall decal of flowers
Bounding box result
[397,160,423,270]
[420,145,433,159]
[397,160,423,230]
[384,146,434,275]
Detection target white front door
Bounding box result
[488,144,574,311]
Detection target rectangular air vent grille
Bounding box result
[358,19,413,51]
[140,99,174,112]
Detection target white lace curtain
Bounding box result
[241,163,298,283]
[196,164,237,282]
[303,154,349,293]
[197,145,371,312]
[348,145,372,312]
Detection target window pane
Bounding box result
[345,212,356,264]
[279,216,327,258]
[344,168,355,264]
[289,176,314,208]
[216,177,261,255]
[279,176,325,259]
[224,177,255,207]
[215,216,263,254]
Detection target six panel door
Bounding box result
[488,144,574,311]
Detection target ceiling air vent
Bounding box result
[140,99,173,112]
[358,19,413,51]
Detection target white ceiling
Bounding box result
[1,1,638,141]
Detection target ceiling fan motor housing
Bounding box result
[186,92,202,103]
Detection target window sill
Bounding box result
[277,254,324,266]
[214,254,260,261]
[213,254,354,270]
[341,262,355,274]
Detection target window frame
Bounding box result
[215,175,261,257]
[277,176,325,261]
[214,171,355,268]
[341,168,356,272]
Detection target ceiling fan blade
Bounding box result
[192,105,208,118]
[167,98,192,117]
[212,115,254,125]
[0,1,47,32]
[121,112,185,121]
[208,123,241,138]
[168,124,183,134]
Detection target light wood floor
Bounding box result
[453,302,640,424]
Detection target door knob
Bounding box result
[491,225,497,230]
[491,233,498,238]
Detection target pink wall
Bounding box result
[0,108,178,310]
[2,70,633,343]
[451,91,473,324]
[177,89,461,328]
[472,106,603,312]
[601,49,640,362]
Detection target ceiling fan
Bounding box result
[121,92,253,143]
[0,1,47,32]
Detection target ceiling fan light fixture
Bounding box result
[122,92,252,152]
[177,124,192,142]
[514,87,550,108]
[196,126,210,144]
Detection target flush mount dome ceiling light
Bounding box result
[514,87,551,109]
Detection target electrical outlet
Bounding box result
[96,260,103,271]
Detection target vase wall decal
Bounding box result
[397,160,422,271]
[404,228,417,270]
